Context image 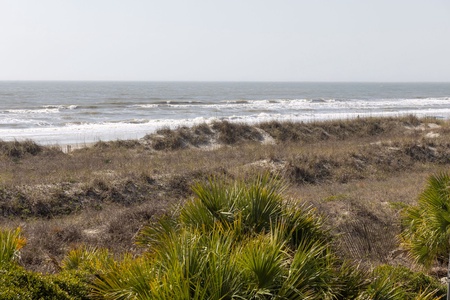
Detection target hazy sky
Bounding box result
[1,0,449,82]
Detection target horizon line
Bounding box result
[1,80,450,84]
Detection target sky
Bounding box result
[0,0,449,82]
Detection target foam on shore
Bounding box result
[1,110,449,148]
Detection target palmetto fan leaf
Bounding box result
[277,239,337,299]
[239,174,286,233]
[237,234,287,296]
[135,215,178,249]
[420,173,450,232]
[182,177,240,230]
[355,275,404,300]
[92,174,351,299]
[181,173,287,237]
[400,172,450,266]
[90,255,154,300]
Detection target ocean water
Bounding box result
[1,81,450,145]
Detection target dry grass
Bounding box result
[142,121,262,150]
[1,116,449,272]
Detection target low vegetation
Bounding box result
[0,139,61,159]
[1,116,450,298]
[1,174,446,299]
[400,172,450,267]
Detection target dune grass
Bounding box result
[0,115,449,277]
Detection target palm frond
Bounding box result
[182,177,239,230]
[90,256,153,300]
[135,215,179,249]
[201,229,243,299]
[356,274,404,300]
[61,245,115,272]
[278,239,338,299]
[400,172,450,267]
[237,234,287,296]
[239,173,286,233]
[279,202,329,250]
[412,289,441,300]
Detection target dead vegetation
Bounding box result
[0,139,62,159]
[1,115,449,272]
[142,120,263,150]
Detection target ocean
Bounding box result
[1,81,450,146]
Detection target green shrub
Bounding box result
[176,173,329,246]
[4,173,441,299]
[356,274,405,300]
[52,270,92,300]
[371,265,446,300]
[400,173,450,267]
[0,256,91,300]
[0,228,93,299]
[61,245,115,273]
[354,265,445,300]
[0,265,72,300]
[92,174,346,299]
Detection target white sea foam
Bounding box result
[126,98,450,117]
[3,108,60,114]
[2,97,450,146]
[163,97,450,112]
[1,82,449,146]
[0,118,217,145]
[43,105,79,110]
[131,104,159,108]
[0,118,36,124]
[3,107,450,147]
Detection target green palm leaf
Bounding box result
[400,172,450,266]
